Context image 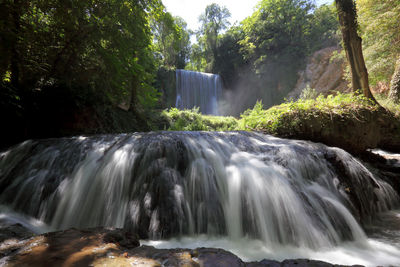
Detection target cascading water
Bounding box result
[175,69,222,115]
[0,132,400,266]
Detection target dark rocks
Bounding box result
[0,224,35,260]
[0,224,34,243]
[248,259,363,267]
[0,226,364,267]
[0,227,141,267]
[102,228,140,249]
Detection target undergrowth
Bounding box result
[161,93,382,133]
[375,94,400,117]
[161,107,238,131]
[239,92,379,133]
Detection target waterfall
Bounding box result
[0,132,399,265]
[175,69,222,115]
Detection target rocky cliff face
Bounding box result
[289,47,349,98]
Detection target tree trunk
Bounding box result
[389,56,400,103]
[335,0,376,102]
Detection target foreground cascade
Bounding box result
[175,69,222,115]
[0,132,398,251]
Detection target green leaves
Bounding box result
[358,0,400,86]
[193,3,231,72]
[0,0,162,111]
[150,6,191,69]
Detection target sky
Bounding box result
[162,0,333,31]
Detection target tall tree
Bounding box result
[0,0,162,109]
[335,0,375,101]
[151,10,190,68]
[174,17,191,69]
[197,3,231,71]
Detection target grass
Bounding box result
[161,107,238,131]
[161,92,396,134]
[239,92,379,134]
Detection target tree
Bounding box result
[151,9,191,69]
[389,57,400,103]
[186,42,207,71]
[335,0,375,101]
[0,0,162,109]
[239,0,313,70]
[174,17,192,69]
[214,26,245,88]
[309,4,339,52]
[197,3,231,71]
[233,0,314,107]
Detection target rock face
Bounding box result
[0,227,361,267]
[289,47,349,98]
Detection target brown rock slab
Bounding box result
[0,226,364,267]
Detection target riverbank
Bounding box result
[162,93,400,154]
[2,91,400,156]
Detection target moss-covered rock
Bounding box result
[239,93,400,154]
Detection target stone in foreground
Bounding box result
[0,227,363,267]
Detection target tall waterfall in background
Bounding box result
[175,69,222,115]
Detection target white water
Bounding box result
[143,233,400,266]
[144,209,400,266]
[0,132,400,265]
[175,69,222,115]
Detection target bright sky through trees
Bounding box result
[163,0,333,31]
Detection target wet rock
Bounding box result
[0,227,364,267]
[102,228,140,249]
[0,224,34,243]
[1,227,140,267]
[194,247,245,267]
[247,259,282,267]
[0,224,34,259]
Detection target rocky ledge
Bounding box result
[0,226,363,267]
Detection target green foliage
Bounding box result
[299,85,319,100]
[389,57,400,103]
[151,11,191,69]
[211,0,339,112]
[0,0,162,108]
[308,4,339,52]
[161,107,238,131]
[185,42,207,72]
[192,3,231,72]
[213,26,245,88]
[358,0,400,85]
[240,0,313,61]
[375,94,400,117]
[239,93,378,133]
[0,0,169,145]
[160,93,380,135]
